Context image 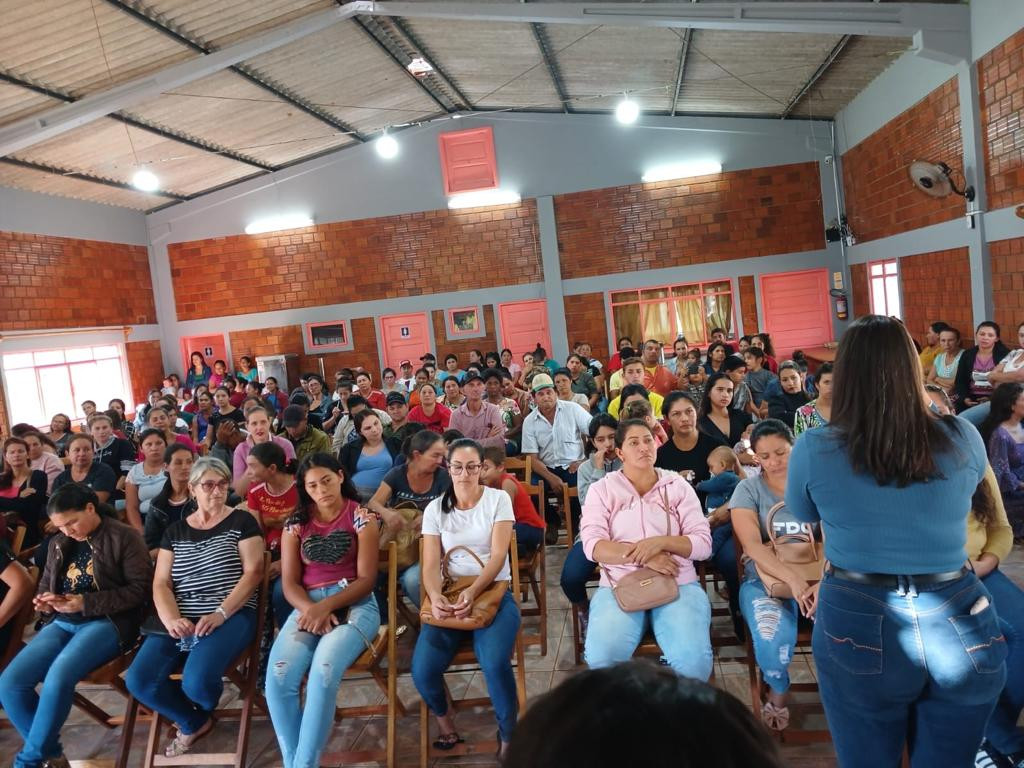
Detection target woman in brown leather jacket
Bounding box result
[0,482,152,768]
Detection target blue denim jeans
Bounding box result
[412,591,521,742]
[710,524,740,618]
[125,609,257,735]
[959,401,989,426]
[375,562,421,623]
[738,569,799,694]
[0,618,120,768]
[513,522,544,556]
[981,568,1024,755]
[266,589,380,768]
[271,576,291,629]
[559,540,596,605]
[584,581,713,681]
[814,571,1006,768]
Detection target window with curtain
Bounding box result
[610,279,736,348]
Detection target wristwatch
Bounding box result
[215,606,228,620]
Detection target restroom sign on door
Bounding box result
[400,327,410,338]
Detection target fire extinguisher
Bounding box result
[830,289,848,320]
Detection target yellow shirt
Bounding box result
[919,345,942,375]
[965,465,1014,562]
[608,391,664,419]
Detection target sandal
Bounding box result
[432,732,464,750]
[165,716,216,757]
[761,700,790,731]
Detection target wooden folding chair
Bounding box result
[321,541,404,768]
[127,552,272,768]
[0,563,36,672]
[516,481,548,656]
[418,532,528,768]
[72,646,142,768]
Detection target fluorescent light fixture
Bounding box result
[131,168,160,192]
[642,160,723,183]
[407,56,434,77]
[447,189,521,209]
[244,213,314,235]
[615,97,640,124]
[375,132,399,159]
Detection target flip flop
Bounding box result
[432,732,464,750]
[761,700,790,731]
[165,716,216,757]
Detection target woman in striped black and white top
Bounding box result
[125,457,264,758]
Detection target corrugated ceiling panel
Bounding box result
[134,0,335,48]
[0,0,195,98]
[242,21,441,134]
[127,70,356,167]
[543,25,681,113]
[398,20,561,109]
[0,162,174,209]
[0,83,58,127]
[12,117,259,196]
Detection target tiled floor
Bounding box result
[4,543,1023,768]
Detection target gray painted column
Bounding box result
[536,196,570,362]
[146,224,186,374]
[818,154,852,338]
[958,61,993,326]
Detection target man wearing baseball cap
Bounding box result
[280,404,331,463]
[448,370,506,447]
[397,360,416,393]
[384,390,422,449]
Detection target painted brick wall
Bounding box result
[125,340,165,409]
[553,162,824,279]
[430,305,498,368]
[898,248,973,347]
[563,292,610,364]
[841,77,963,244]
[0,230,155,331]
[738,276,759,335]
[979,28,1024,212]
[169,202,542,321]
[228,317,383,388]
[849,262,870,319]
[991,237,1024,343]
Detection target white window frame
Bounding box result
[867,259,902,319]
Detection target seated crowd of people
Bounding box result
[0,319,1020,768]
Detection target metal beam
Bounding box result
[670,29,693,116]
[0,157,187,201]
[360,3,968,40]
[388,17,474,110]
[0,71,275,171]
[780,34,851,119]
[530,23,572,114]
[0,3,362,157]
[350,16,454,113]
[101,0,368,142]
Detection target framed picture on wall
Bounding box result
[304,320,354,354]
[446,305,486,340]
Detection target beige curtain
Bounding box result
[705,293,733,339]
[674,298,706,344]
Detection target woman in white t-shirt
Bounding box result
[412,438,518,760]
[125,428,169,531]
[963,321,1024,427]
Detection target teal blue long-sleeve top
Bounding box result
[785,417,987,574]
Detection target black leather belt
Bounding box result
[827,565,969,587]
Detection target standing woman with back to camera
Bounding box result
[786,315,1005,768]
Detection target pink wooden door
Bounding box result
[499,300,552,358]
[759,269,833,359]
[180,334,227,373]
[379,313,431,371]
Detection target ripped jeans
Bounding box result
[265,588,380,768]
[738,566,799,695]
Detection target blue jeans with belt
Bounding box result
[980,568,1024,756]
[813,571,1006,768]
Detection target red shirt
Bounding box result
[408,403,452,434]
[502,473,545,529]
[247,480,299,552]
[363,390,387,411]
[229,391,245,408]
[643,364,678,397]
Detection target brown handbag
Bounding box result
[753,501,824,599]
[420,545,509,630]
[378,501,421,572]
[601,489,680,612]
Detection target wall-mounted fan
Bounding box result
[909,160,975,202]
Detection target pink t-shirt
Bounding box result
[288,499,364,589]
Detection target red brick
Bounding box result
[125,340,165,409]
[738,276,759,334]
[979,29,1024,212]
[899,248,973,346]
[430,306,499,366]
[563,293,610,364]
[850,263,870,319]
[991,237,1024,342]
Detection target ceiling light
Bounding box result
[407,57,434,77]
[375,132,399,159]
[131,168,160,192]
[642,160,723,183]
[615,97,640,124]
[244,213,314,235]
[447,189,521,210]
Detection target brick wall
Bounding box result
[898,248,973,347]
[124,340,165,409]
[563,292,610,364]
[553,162,824,279]
[430,305,498,367]
[991,237,1024,343]
[738,276,759,335]
[169,202,543,321]
[849,262,870,319]
[841,77,963,244]
[979,29,1024,213]
[0,230,155,331]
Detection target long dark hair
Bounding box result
[291,452,359,525]
[441,438,484,513]
[698,373,733,419]
[352,409,382,444]
[831,315,956,486]
[150,443,196,515]
[662,390,699,417]
[971,472,999,527]
[249,441,297,475]
[403,429,443,459]
[0,437,29,490]
[705,342,728,368]
[750,419,794,450]
[979,382,1024,446]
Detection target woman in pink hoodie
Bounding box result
[580,418,713,680]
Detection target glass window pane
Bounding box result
[65,347,93,363]
[38,366,74,424]
[639,287,669,302]
[640,301,672,345]
[2,353,34,369]
[885,275,901,319]
[34,350,64,366]
[610,290,639,305]
[871,278,887,315]
[884,261,898,276]
[93,345,119,359]
[870,263,884,277]
[702,280,731,294]
[705,294,734,340]
[4,369,44,427]
[674,298,706,345]
[672,284,700,297]
[612,305,642,348]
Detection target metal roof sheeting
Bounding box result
[0,160,176,209]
